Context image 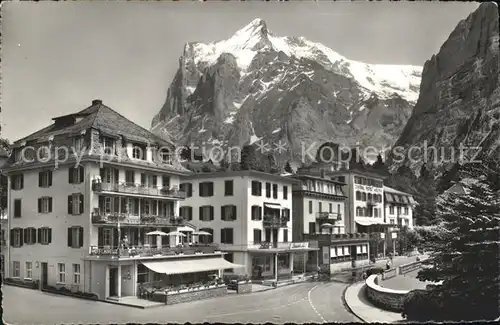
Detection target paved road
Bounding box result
[3,281,359,324]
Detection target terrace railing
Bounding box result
[91,212,186,226]
[92,181,186,199]
[88,243,220,258]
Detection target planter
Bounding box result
[4,278,39,290]
[42,286,98,300]
[236,281,252,294]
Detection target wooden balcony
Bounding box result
[92,181,186,199]
[262,215,288,229]
[91,212,186,226]
[88,244,220,258]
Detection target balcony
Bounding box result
[366,198,377,206]
[88,244,220,258]
[262,215,288,229]
[92,181,186,199]
[247,241,310,250]
[303,233,369,243]
[317,212,342,221]
[91,212,186,226]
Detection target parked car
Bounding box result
[366,267,385,277]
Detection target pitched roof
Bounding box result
[13,100,174,147]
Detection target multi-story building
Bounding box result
[383,186,416,229]
[180,170,319,281]
[291,170,370,272]
[3,100,241,302]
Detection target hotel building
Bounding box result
[179,170,319,281]
[3,100,241,302]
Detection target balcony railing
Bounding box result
[366,199,378,206]
[88,244,220,258]
[91,212,186,226]
[92,181,186,199]
[317,212,342,221]
[303,233,369,242]
[262,215,288,228]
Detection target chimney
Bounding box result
[92,99,102,105]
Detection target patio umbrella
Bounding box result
[320,223,334,228]
[167,231,187,237]
[192,231,212,236]
[146,230,169,236]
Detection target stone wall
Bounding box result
[236,281,252,294]
[398,260,424,275]
[382,267,397,280]
[365,275,408,312]
[165,285,227,305]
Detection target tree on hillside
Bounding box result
[267,154,279,174]
[284,161,293,173]
[373,153,384,169]
[240,145,256,171]
[416,159,500,321]
[436,162,461,194]
[397,226,423,254]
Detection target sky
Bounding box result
[1,1,480,142]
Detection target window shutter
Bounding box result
[69,167,74,183]
[38,198,42,213]
[68,195,73,214]
[31,228,36,243]
[20,175,24,189]
[23,228,28,243]
[38,172,43,187]
[209,183,214,196]
[199,183,203,196]
[79,227,84,247]
[48,171,53,186]
[114,169,119,183]
[19,229,23,247]
[232,206,237,220]
[10,229,14,246]
[199,207,203,220]
[68,228,73,247]
[259,207,262,220]
[49,198,53,213]
[114,197,119,213]
[79,194,84,214]
[79,166,85,183]
[37,228,42,243]
[100,168,105,179]
[188,207,193,220]
[221,206,225,221]
[153,175,157,187]
[188,184,192,197]
[220,229,224,243]
[113,228,119,248]
[98,227,104,247]
[210,206,214,220]
[141,173,146,185]
[48,228,52,243]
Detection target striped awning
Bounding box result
[141,257,244,275]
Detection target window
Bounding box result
[283,186,288,200]
[356,207,362,217]
[68,194,84,215]
[162,175,170,189]
[199,205,213,221]
[38,170,53,188]
[221,205,237,221]
[337,204,341,215]
[137,264,149,284]
[253,229,262,243]
[68,226,84,248]
[72,137,84,153]
[13,261,20,278]
[24,228,36,245]
[11,174,24,190]
[25,262,32,280]
[362,192,367,201]
[389,206,394,214]
[309,222,316,234]
[101,167,118,184]
[397,207,401,215]
[58,263,66,283]
[198,228,213,244]
[220,228,234,244]
[101,137,116,155]
[158,148,171,164]
[374,209,378,217]
[404,207,409,215]
[39,145,50,159]
[180,183,192,197]
[265,183,271,198]
[224,180,234,196]
[368,193,372,201]
[68,166,85,184]
[282,208,290,222]
[125,170,135,184]
[39,227,52,245]
[102,228,112,247]
[329,203,333,213]
[199,182,214,197]
[38,197,53,213]
[251,181,262,196]
[14,199,21,218]
[390,219,395,224]
[309,201,313,214]
[283,230,288,242]
[318,202,322,212]
[179,206,192,220]
[132,144,146,160]
[73,264,81,284]
[272,184,278,199]
[338,176,345,183]
[251,205,262,221]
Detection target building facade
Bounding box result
[4,100,241,301]
[180,170,318,281]
[383,186,416,229]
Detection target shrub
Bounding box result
[58,286,71,293]
[402,289,444,321]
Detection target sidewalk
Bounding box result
[344,281,404,323]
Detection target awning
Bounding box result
[264,202,281,209]
[356,219,390,226]
[141,257,244,275]
[176,226,195,232]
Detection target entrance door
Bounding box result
[40,262,48,290]
[109,267,118,297]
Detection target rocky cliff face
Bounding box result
[389,2,500,176]
[152,19,421,164]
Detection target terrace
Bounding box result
[92,181,187,199]
[88,243,220,258]
[91,212,187,227]
[262,215,288,229]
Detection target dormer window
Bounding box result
[72,137,84,153]
[39,144,50,159]
[132,144,146,160]
[158,148,172,164]
[101,136,115,155]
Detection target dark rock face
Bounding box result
[152,18,422,165]
[389,3,500,176]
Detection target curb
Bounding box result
[342,281,367,323]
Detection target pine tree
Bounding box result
[417,160,500,321]
[240,145,256,171]
[267,154,279,174]
[373,153,384,168]
[284,161,293,173]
